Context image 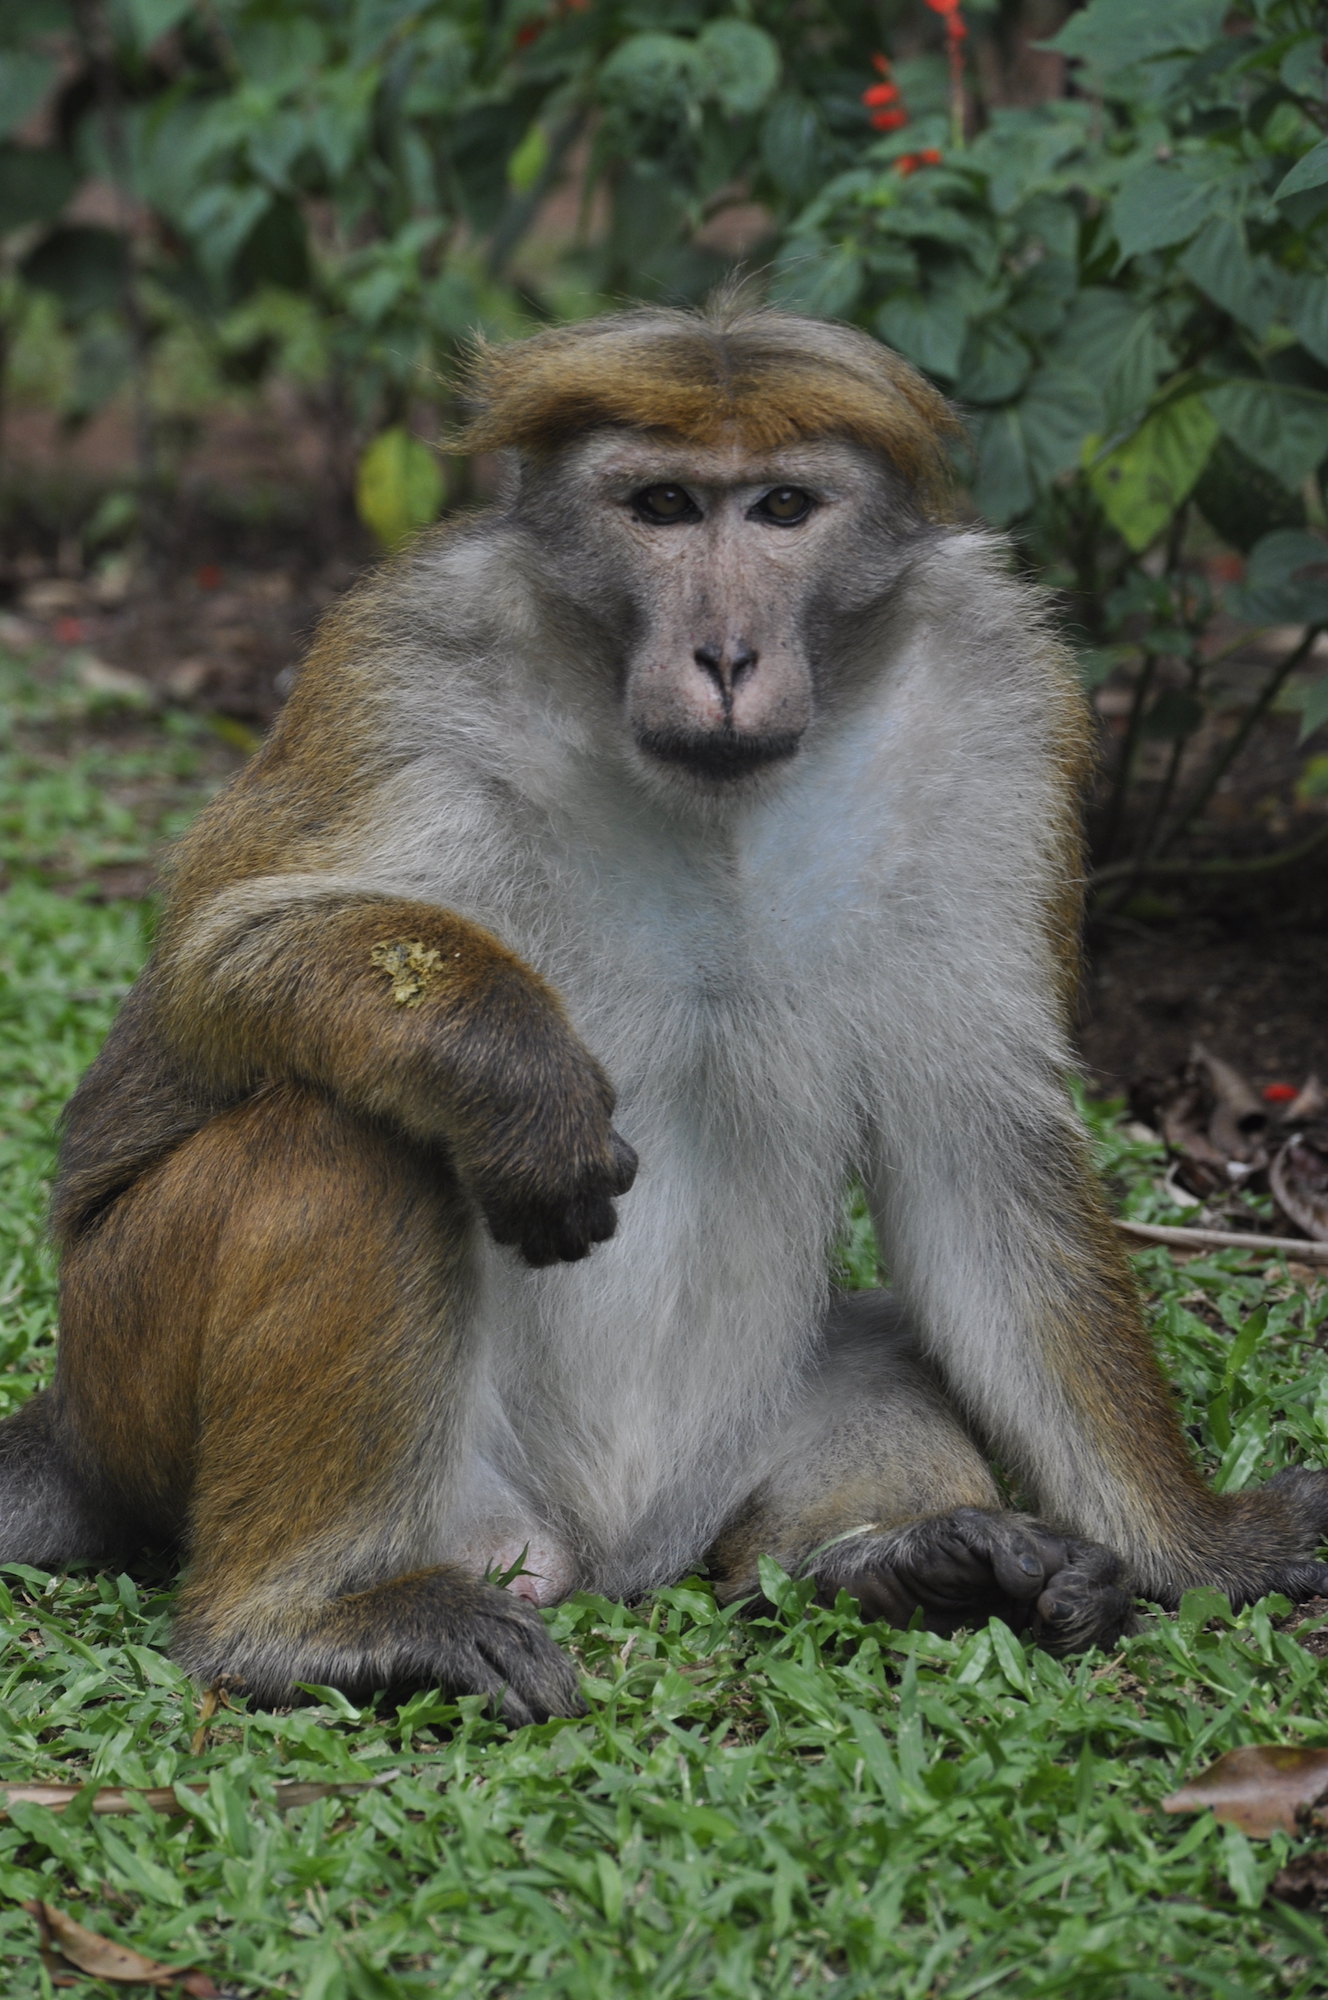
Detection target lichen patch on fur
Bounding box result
[370,939,443,1007]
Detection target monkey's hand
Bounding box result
[446,980,639,1267]
[814,1507,1135,1655]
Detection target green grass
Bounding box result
[2,642,1328,1997]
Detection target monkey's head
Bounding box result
[459,301,961,788]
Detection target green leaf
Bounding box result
[1179,219,1287,340]
[599,33,699,116]
[1111,165,1225,260]
[760,93,825,205]
[1044,0,1227,72]
[0,51,56,139]
[1086,397,1219,552]
[1228,530,1328,631]
[507,122,548,196]
[1274,138,1328,205]
[973,406,1034,525]
[769,240,861,319]
[355,428,446,550]
[1292,676,1328,744]
[1287,271,1328,369]
[1204,379,1328,493]
[181,183,271,287]
[125,0,193,48]
[0,143,76,235]
[877,288,969,382]
[957,321,1031,406]
[1176,1586,1233,1642]
[696,21,781,118]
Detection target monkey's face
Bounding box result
[520,435,909,787]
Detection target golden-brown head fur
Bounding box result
[456,299,962,517]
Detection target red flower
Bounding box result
[896,148,943,175]
[1263,1082,1300,1104]
[863,51,909,131]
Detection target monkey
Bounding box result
[3,299,1327,1726]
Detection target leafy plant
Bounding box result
[771,0,1328,894]
[2,1,1327,884]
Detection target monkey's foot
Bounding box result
[1169,1465,1328,1610]
[813,1507,1134,1655]
[173,1570,586,1726]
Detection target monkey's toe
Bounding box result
[1031,1540,1135,1654]
[818,1508,1133,1654]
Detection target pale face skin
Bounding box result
[522,435,905,783]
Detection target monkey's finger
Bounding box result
[609,1131,639,1195]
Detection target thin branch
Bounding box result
[1116,1219,1328,1265]
[1097,649,1158,863]
[1091,814,1328,889]
[1155,625,1322,857]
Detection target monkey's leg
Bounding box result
[57,1085,582,1724]
[872,1100,1328,1613]
[708,1291,1133,1654]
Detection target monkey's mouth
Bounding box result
[635,726,803,779]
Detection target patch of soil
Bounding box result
[1080,847,1328,1098]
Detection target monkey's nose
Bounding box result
[694,643,759,695]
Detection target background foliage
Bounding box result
[2,0,1327,893]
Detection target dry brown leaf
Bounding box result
[25,1900,222,1994]
[2,1778,372,1817]
[1270,1131,1328,1242]
[1161,1744,1328,1836]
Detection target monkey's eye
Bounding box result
[632,484,699,524]
[753,487,813,525]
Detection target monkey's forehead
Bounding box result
[548,430,877,495]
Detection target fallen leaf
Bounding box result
[25,1901,222,1994]
[1161,1744,1328,1836]
[1269,1850,1328,1905]
[73,656,155,704]
[1271,1130,1328,1242]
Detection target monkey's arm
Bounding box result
[149,890,635,1265]
[868,1096,1328,1608]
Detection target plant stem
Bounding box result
[1090,814,1328,890]
[1097,649,1157,863]
[1155,625,1321,857]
